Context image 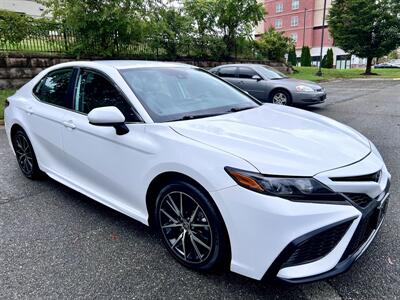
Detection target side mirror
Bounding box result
[88,106,129,135]
[252,75,262,81]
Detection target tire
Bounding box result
[12,129,43,179]
[155,180,229,272]
[270,89,292,106]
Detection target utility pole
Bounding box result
[316,0,327,76]
[302,8,307,48]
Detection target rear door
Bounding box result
[236,67,268,102]
[29,68,75,175]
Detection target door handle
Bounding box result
[25,106,34,115]
[62,120,76,129]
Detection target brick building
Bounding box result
[256,0,367,68]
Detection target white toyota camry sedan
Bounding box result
[4,61,391,283]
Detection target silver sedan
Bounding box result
[210,64,326,106]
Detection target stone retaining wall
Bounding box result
[0,53,292,89]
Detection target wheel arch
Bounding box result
[268,87,292,103]
[147,172,216,226]
[10,123,26,140]
[9,123,28,153]
[145,171,232,262]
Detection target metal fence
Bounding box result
[0,29,161,58]
[0,23,257,60]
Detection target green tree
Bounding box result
[147,3,192,59]
[0,10,30,45]
[40,0,145,57]
[288,45,297,66]
[329,0,400,74]
[214,0,265,58]
[255,27,293,61]
[300,46,311,66]
[388,50,399,60]
[184,0,217,58]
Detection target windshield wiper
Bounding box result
[171,113,224,121]
[170,107,255,121]
[229,106,256,112]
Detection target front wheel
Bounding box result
[270,90,292,106]
[155,180,229,271]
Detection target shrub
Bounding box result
[300,46,311,66]
[256,27,293,61]
[0,10,30,45]
[288,45,297,66]
[326,48,334,68]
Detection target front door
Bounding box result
[236,67,268,101]
[217,66,240,86]
[61,68,148,219]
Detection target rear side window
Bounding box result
[75,70,140,122]
[238,67,259,79]
[33,68,73,108]
[218,67,237,78]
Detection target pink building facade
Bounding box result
[262,0,332,49]
[256,0,367,68]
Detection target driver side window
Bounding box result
[75,70,140,122]
[238,67,259,79]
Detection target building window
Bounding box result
[276,3,283,13]
[311,56,321,67]
[291,16,299,27]
[275,19,282,29]
[292,0,299,10]
[291,33,298,43]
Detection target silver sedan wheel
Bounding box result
[272,92,288,105]
[159,191,213,264]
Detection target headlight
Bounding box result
[225,167,348,204]
[295,85,315,92]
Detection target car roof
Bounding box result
[48,60,193,71]
[212,63,264,69]
[95,60,192,69]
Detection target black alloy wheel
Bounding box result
[155,180,229,271]
[12,129,42,179]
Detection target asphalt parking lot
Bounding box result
[1,79,399,299]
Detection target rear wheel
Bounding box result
[12,129,43,179]
[270,90,292,106]
[155,180,229,271]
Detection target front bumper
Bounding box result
[211,152,391,282]
[293,91,327,105]
[270,192,389,284]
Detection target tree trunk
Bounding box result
[365,57,373,75]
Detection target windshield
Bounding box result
[120,67,259,122]
[257,65,287,80]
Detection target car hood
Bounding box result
[278,78,323,89]
[170,105,371,176]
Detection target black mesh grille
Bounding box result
[341,197,389,262]
[341,207,380,260]
[283,220,352,267]
[330,170,381,182]
[345,193,374,208]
